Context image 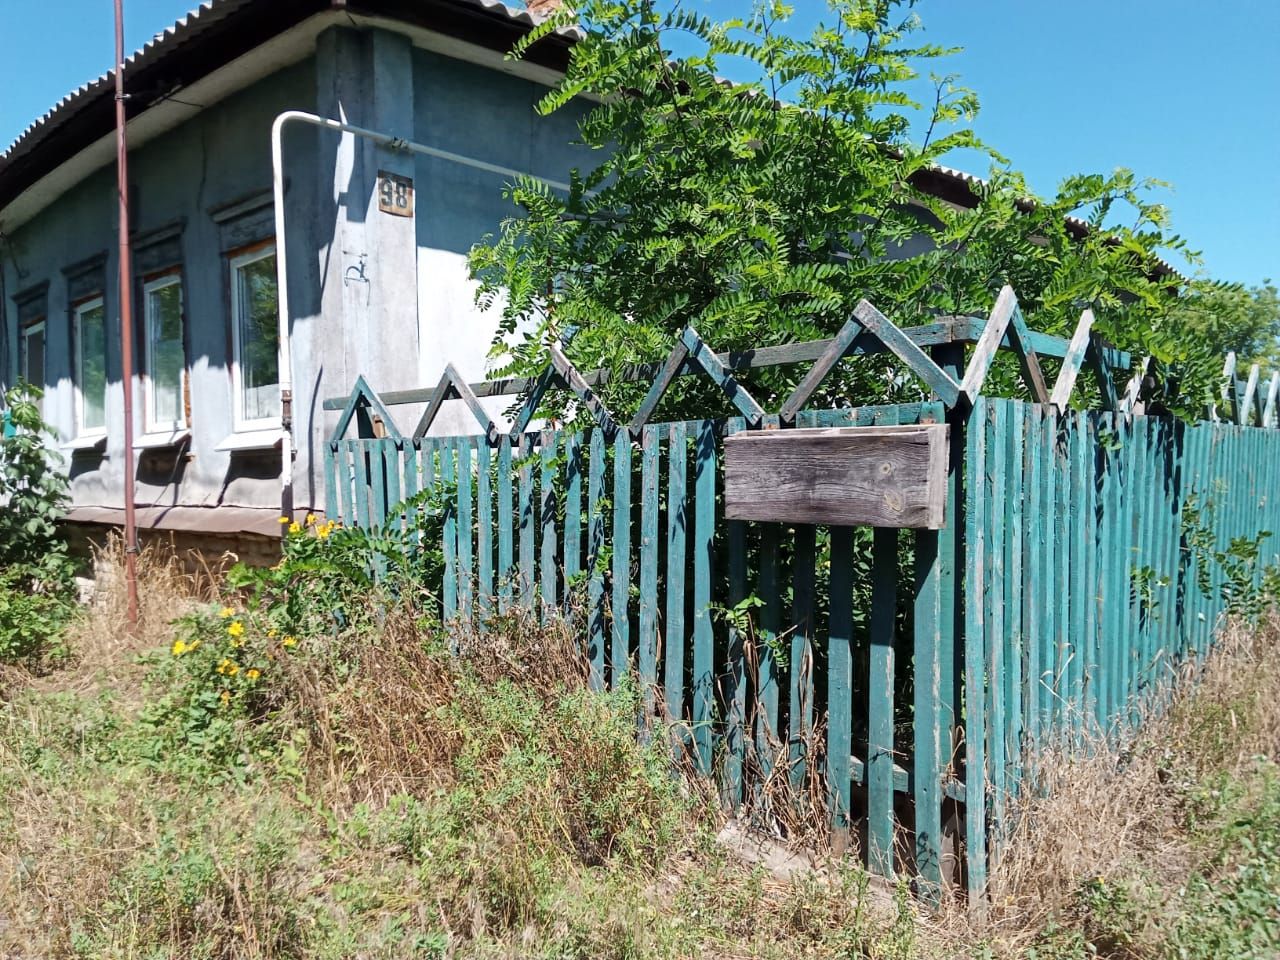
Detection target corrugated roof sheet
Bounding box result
[0,0,581,167]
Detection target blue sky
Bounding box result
[2,0,1275,285]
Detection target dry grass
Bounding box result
[945,609,1280,956]
[74,533,224,663]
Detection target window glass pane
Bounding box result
[148,281,184,426]
[236,254,279,423]
[80,304,107,431]
[22,325,44,387]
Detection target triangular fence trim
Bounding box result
[1049,309,1094,412]
[413,363,498,444]
[328,374,403,444]
[853,299,962,407]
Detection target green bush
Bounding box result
[0,381,76,665]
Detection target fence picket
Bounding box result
[868,525,897,877]
[693,419,717,776]
[519,434,535,611]
[612,431,633,685]
[587,429,607,690]
[541,430,559,614]
[665,422,688,730]
[477,443,492,611]
[639,426,661,718]
[458,440,473,619]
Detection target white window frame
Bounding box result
[73,296,108,438]
[229,245,280,433]
[19,318,45,387]
[142,273,186,435]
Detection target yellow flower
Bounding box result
[171,639,188,656]
[305,513,317,526]
[315,524,331,540]
[217,658,240,676]
[246,668,261,680]
[227,621,245,638]
[218,606,235,619]
[230,637,245,649]
[278,516,290,524]
[282,635,297,648]
[267,628,278,638]
[288,521,302,534]
[219,689,231,705]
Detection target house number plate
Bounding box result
[377,171,414,217]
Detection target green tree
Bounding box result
[471,0,1206,419]
[1169,280,1280,371]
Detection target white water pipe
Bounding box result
[269,109,573,517]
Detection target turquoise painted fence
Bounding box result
[321,290,1280,904]
[325,400,965,897]
[325,399,1280,901]
[962,398,1280,892]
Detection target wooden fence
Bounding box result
[322,288,1280,902]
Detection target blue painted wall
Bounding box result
[2,22,593,531]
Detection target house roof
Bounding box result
[0,0,1180,280]
[0,0,576,216]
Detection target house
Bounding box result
[0,0,588,556]
[1,0,1144,559]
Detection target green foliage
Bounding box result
[226,489,450,641]
[471,0,1202,423]
[139,603,296,776]
[0,381,76,665]
[1169,279,1280,371]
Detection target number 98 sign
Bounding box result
[377,171,414,218]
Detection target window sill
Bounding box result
[59,434,107,453]
[135,429,191,450]
[216,429,283,452]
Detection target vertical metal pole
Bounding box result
[114,0,139,630]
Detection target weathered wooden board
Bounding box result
[723,425,948,528]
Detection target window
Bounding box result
[143,274,186,433]
[19,318,45,388]
[73,298,108,435]
[229,247,279,430]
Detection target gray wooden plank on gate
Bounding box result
[867,526,897,877]
[828,524,855,848]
